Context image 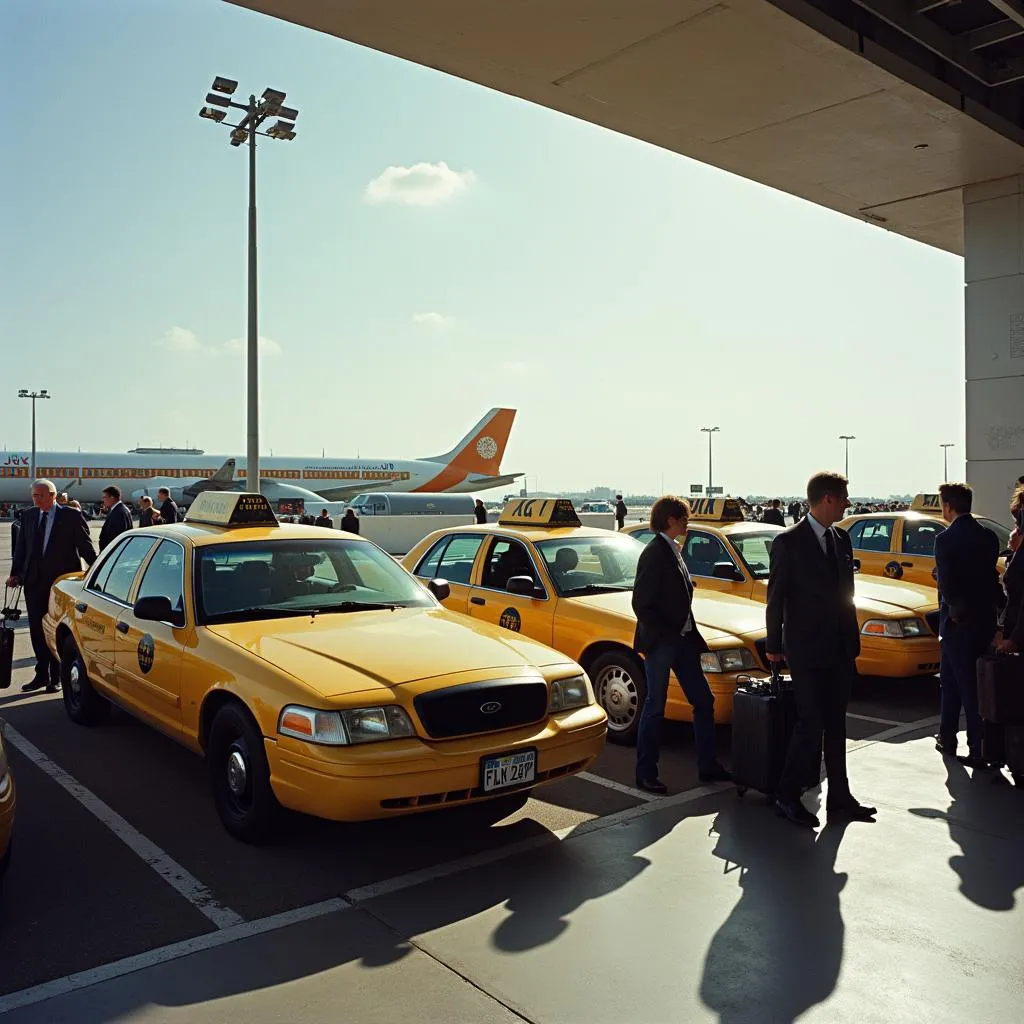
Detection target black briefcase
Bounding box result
[1,586,22,691]
[976,653,1024,724]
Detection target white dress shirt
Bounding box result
[659,531,694,634]
[806,511,831,556]
[39,505,57,553]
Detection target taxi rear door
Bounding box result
[845,517,897,579]
[113,539,187,738]
[466,536,555,646]
[410,533,485,614]
[895,517,943,586]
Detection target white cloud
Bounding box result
[364,161,475,206]
[155,327,281,357]
[156,326,202,352]
[224,335,282,356]
[412,312,453,327]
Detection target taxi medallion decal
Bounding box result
[499,607,521,632]
[137,634,155,674]
[883,560,903,580]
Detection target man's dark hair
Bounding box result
[771,499,780,508]
[157,487,170,498]
[806,471,848,505]
[650,495,690,532]
[939,482,973,514]
[103,485,121,500]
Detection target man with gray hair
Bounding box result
[5,479,96,692]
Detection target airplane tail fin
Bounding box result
[419,408,516,476]
[212,458,236,485]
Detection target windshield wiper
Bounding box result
[310,601,398,616]
[561,584,632,596]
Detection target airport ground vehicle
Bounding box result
[838,493,1011,586]
[347,492,476,516]
[0,723,14,879]
[624,499,943,678]
[403,499,772,742]
[44,492,606,841]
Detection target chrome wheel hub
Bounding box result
[227,750,248,797]
[596,665,639,732]
[69,662,81,698]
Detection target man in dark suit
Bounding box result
[138,495,159,527]
[766,471,875,827]
[99,485,133,550]
[157,487,179,525]
[6,479,97,691]
[934,482,1003,767]
[631,495,731,793]
[762,499,786,527]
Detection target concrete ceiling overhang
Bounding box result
[228,0,1024,255]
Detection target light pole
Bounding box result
[839,434,855,478]
[700,426,720,496]
[17,389,50,482]
[940,442,955,483]
[199,77,298,493]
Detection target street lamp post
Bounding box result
[940,443,955,483]
[199,77,299,493]
[700,426,720,496]
[17,388,51,482]
[839,434,856,479]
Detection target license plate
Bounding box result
[481,748,536,793]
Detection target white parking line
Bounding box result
[2,724,243,931]
[847,715,940,752]
[846,712,904,727]
[577,771,659,803]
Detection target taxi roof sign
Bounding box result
[688,497,745,523]
[910,493,942,514]
[498,498,581,529]
[185,491,279,528]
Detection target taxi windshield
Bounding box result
[977,517,1012,551]
[195,538,433,623]
[535,535,642,596]
[728,530,779,579]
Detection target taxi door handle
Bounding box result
[470,597,486,606]
[900,561,914,567]
[116,621,130,635]
[75,602,87,613]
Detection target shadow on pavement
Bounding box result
[700,804,851,1024]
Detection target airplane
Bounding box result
[0,408,522,506]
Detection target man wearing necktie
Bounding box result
[5,479,97,692]
[631,495,732,793]
[766,471,875,827]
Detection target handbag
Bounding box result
[1,585,22,690]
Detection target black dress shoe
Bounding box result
[775,798,819,828]
[635,777,668,795]
[934,736,956,756]
[698,764,733,783]
[956,754,993,770]
[45,676,61,693]
[827,798,877,822]
[21,675,48,693]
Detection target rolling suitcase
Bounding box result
[1,586,22,691]
[976,653,1024,723]
[731,669,821,799]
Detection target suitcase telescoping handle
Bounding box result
[770,663,783,687]
[2,584,22,623]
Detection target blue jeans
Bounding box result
[636,632,717,779]
[939,640,983,757]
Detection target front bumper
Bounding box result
[665,671,766,724]
[857,636,940,678]
[266,704,607,821]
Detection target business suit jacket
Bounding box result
[139,507,158,528]
[11,504,97,592]
[159,498,179,524]
[934,514,1003,647]
[99,501,134,550]
[761,507,786,527]
[766,518,860,672]
[631,534,708,655]
[999,546,1024,650]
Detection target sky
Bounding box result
[1,0,966,500]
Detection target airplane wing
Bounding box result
[312,479,397,502]
[464,473,524,490]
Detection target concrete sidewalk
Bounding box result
[5,726,1022,1023]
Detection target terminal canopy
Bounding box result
[186,491,279,528]
[498,498,581,528]
[910,494,942,514]
[688,498,744,523]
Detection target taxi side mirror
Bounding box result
[427,578,451,602]
[506,575,538,597]
[711,562,744,582]
[134,595,175,623]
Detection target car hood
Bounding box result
[754,576,937,614]
[564,588,766,642]
[207,607,571,697]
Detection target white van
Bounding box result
[347,492,476,516]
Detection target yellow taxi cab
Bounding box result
[0,721,14,879]
[838,493,1012,587]
[402,498,772,744]
[623,498,942,679]
[43,492,606,842]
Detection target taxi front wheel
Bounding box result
[208,703,282,843]
[590,651,646,745]
[61,637,111,726]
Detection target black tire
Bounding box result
[736,786,747,798]
[0,841,10,880]
[588,650,646,745]
[61,636,111,726]
[208,702,282,843]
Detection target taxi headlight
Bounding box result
[548,673,591,712]
[700,648,758,674]
[861,618,927,638]
[278,704,415,745]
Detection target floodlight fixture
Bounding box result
[212,76,238,95]
[200,107,227,122]
[277,105,299,121]
[230,127,248,146]
[205,92,232,107]
[261,87,286,107]
[267,120,296,140]
[18,389,27,397]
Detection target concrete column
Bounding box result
[963,177,1024,522]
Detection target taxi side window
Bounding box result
[88,536,133,594]
[633,529,655,545]
[435,536,483,585]
[902,520,942,557]
[136,540,185,621]
[415,538,449,579]
[97,537,158,604]
[683,532,736,577]
[482,539,537,591]
[850,519,893,552]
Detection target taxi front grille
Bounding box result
[414,677,549,739]
[925,611,940,636]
